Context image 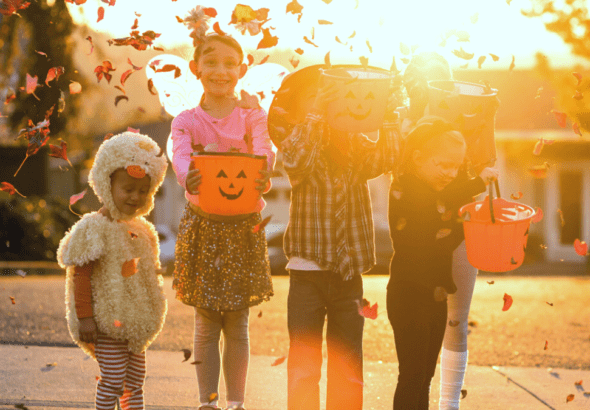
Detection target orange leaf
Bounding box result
[574,239,587,256]
[289,56,299,68]
[213,21,226,36]
[574,380,583,386]
[502,293,513,311]
[114,320,123,327]
[544,340,548,350]
[257,310,263,318]
[203,7,217,18]
[49,140,72,167]
[10,296,15,304]
[247,54,254,66]
[45,66,65,86]
[286,0,303,15]
[258,55,270,65]
[318,19,332,25]
[131,18,138,30]
[257,28,278,50]
[0,182,26,197]
[294,48,304,55]
[303,36,318,47]
[357,299,378,319]
[120,69,135,86]
[97,6,104,22]
[115,95,129,106]
[533,138,544,155]
[147,78,157,95]
[557,209,565,227]
[271,356,287,366]
[324,51,331,67]
[452,47,474,60]
[566,394,574,403]
[551,110,567,128]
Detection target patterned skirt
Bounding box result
[173,203,273,311]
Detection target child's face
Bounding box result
[110,169,151,216]
[190,40,246,98]
[413,144,466,191]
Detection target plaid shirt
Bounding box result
[281,113,401,280]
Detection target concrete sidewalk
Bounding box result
[1,344,589,410]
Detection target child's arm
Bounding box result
[73,262,98,344]
[170,112,195,192]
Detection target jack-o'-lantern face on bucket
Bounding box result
[341,89,375,120]
[217,168,247,200]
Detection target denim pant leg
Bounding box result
[194,307,223,405]
[325,273,365,410]
[221,308,250,404]
[287,271,329,410]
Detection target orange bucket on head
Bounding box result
[191,152,267,216]
[459,181,536,272]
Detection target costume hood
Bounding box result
[89,132,168,221]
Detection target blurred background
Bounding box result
[1,0,589,276]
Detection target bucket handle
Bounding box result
[488,179,501,224]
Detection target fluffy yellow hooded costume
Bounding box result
[57,132,168,359]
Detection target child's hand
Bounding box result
[309,81,339,116]
[237,90,261,110]
[186,161,201,195]
[478,167,499,185]
[255,167,272,199]
[79,317,98,344]
[434,286,448,302]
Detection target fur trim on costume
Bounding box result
[58,212,167,360]
[89,132,167,221]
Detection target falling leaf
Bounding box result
[366,40,372,53]
[477,55,486,69]
[289,56,300,68]
[0,0,31,16]
[258,55,270,65]
[181,349,191,362]
[572,72,582,86]
[257,310,262,318]
[190,360,202,365]
[566,394,574,403]
[257,28,278,50]
[459,63,468,69]
[120,69,135,85]
[574,380,583,386]
[452,47,474,60]
[533,138,545,156]
[348,30,356,38]
[487,280,495,285]
[543,340,549,350]
[69,189,87,215]
[1,182,26,197]
[546,301,553,306]
[303,36,318,47]
[470,13,479,23]
[356,298,378,319]
[49,140,73,168]
[114,85,125,94]
[528,163,549,179]
[115,95,128,106]
[573,122,583,136]
[509,55,515,71]
[131,18,138,30]
[25,73,40,99]
[128,231,138,239]
[208,392,218,403]
[510,191,523,200]
[45,66,65,86]
[455,31,470,42]
[399,42,410,55]
[113,319,123,327]
[45,362,57,367]
[271,356,287,366]
[335,36,346,45]
[488,53,499,62]
[94,61,116,84]
[551,110,567,128]
[448,320,460,327]
[4,91,16,105]
[175,15,183,23]
[97,6,104,22]
[436,228,452,240]
[324,51,331,67]
[502,293,513,311]
[574,239,587,256]
[359,56,369,69]
[212,21,226,36]
[461,389,467,399]
[253,215,272,233]
[286,0,303,15]
[318,19,332,25]
[9,296,15,304]
[294,48,304,55]
[147,79,157,95]
[203,7,217,18]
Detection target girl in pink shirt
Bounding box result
[170,8,275,410]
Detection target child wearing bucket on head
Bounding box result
[169,7,275,410]
[56,132,168,410]
[269,64,402,410]
[387,116,498,410]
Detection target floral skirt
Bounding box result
[173,203,273,311]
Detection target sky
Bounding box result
[63,0,587,71]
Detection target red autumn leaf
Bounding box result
[271,356,287,366]
[573,122,583,136]
[203,7,217,18]
[25,73,39,96]
[131,18,138,30]
[213,21,226,36]
[509,55,515,71]
[85,35,94,54]
[155,64,181,78]
[69,81,82,94]
[175,15,183,23]
[49,140,73,167]
[97,6,104,22]
[452,47,474,60]
[544,340,548,350]
[510,191,523,200]
[566,394,574,403]
[303,36,318,47]
[247,54,254,66]
[70,189,87,206]
[551,110,567,128]
[45,66,65,86]
[286,0,303,15]
[531,207,543,223]
[574,239,587,256]
[289,56,299,68]
[181,348,191,362]
[258,55,270,65]
[294,47,304,55]
[572,72,582,86]
[94,61,116,84]
[253,215,272,233]
[5,91,16,104]
[115,95,128,106]
[257,28,278,50]
[120,69,135,86]
[0,182,26,197]
[147,79,157,95]
[502,293,513,311]
[0,0,31,16]
[574,380,583,386]
[14,136,50,177]
[358,298,378,319]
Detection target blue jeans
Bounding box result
[287,270,364,410]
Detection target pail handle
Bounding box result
[488,179,501,224]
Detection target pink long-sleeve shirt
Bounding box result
[171,106,276,213]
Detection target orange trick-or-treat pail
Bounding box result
[459,182,536,272]
[191,152,267,216]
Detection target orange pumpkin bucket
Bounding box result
[191,152,267,216]
[459,181,536,272]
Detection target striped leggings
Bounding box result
[95,334,146,410]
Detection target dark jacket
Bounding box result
[388,173,486,294]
